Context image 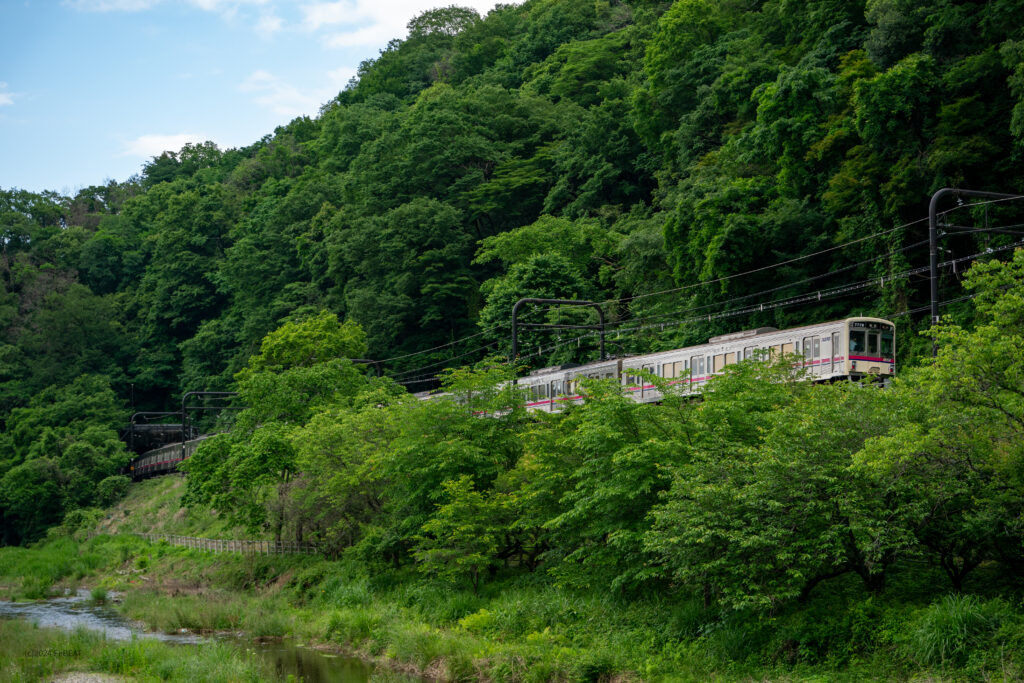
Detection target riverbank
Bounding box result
[0,618,273,682]
[5,534,1023,681]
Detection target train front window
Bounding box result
[867,332,879,355]
[849,330,866,353]
[881,330,894,356]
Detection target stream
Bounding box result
[0,590,385,682]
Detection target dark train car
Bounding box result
[127,435,209,481]
[121,423,198,455]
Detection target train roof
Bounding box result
[708,327,778,344]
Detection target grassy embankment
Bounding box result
[2,475,1023,682]
[91,474,267,540]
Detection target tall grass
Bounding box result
[901,594,1019,668]
[118,590,297,637]
[0,620,274,683]
[8,533,1024,681]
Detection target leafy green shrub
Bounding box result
[288,563,330,601]
[54,507,103,538]
[95,475,131,507]
[90,586,108,604]
[458,607,495,633]
[767,594,886,665]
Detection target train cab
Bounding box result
[844,318,896,378]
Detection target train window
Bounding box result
[673,361,684,378]
[782,342,794,355]
[867,332,879,355]
[743,346,753,360]
[662,363,674,379]
[850,330,865,353]
[881,330,894,356]
[832,332,840,370]
[813,336,820,359]
[803,337,813,360]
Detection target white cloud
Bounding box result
[239,67,357,117]
[254,12,283,39]
[189,0,268,10]
[122,133,208,158]
[67,0,270,9]
[300,1,370,31]
[324,23,396,48]
[0,82,16,107]
[240,70,323,118]
[326,66,357,88]
[301,0,500,50]
[63,0,160,10]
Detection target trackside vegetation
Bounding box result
[2,252,1021,680]
[5,0,1024,545]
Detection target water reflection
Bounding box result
[252,640,374,682]
[0,589,202,643]
[0,591,390,683]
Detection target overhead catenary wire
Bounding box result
[390,237,933,382]
[364,219,935,371]
[384,202,1024,378]
[602,236,934,331]
[518,197,1022,320]
[392,239,1024,386]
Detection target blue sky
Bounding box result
[0,0,502,195]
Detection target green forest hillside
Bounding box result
[1,0,1023,553]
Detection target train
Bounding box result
[127,435,210,480]
[126,316,895,476]
[514,316,895,411]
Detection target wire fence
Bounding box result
[127,533,318,556]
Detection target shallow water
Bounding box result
[0,590,381,682]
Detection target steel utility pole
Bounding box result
[929,188,1024,355]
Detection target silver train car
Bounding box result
[519,317,895,412]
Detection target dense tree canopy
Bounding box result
[3,0,1024,575]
